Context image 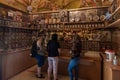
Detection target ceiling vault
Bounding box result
[4,0,113,13]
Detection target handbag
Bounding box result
[30,41,37,57]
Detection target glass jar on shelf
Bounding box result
[45,18,49,24]
[57,18,60,23]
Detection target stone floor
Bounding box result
[8,65,86,80]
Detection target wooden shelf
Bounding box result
[109,7,120,20]
[40,21,105,25]
[0,47,31,55]
[105,6,120,29]
[33,6,109,14]
[63,21,105,25]
[106,19,120,29]
[45,23,61,25]
[0,25,39,30]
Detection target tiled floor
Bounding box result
[8,65,85,80]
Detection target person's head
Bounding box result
[37,31,45,40]
[72,34,81,42]
[72,31,76,38]
[52,33,58,41]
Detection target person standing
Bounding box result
[68,34,82,80]
[47,33,60,80]
[31,31,46,78]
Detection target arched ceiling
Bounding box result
[5,0,113,13]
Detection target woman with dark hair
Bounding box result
[68,34,82,80]
[31,31,46,78]
[47,33,60,80]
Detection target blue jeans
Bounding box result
[35,54,45,67]
[68,57,80,80]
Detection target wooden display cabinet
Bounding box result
[103,60,112,80]
[0,19,38,80]
[0,6,39,80]
[112,66,120,80]
[102,53,120,80]
[0,49,36,80]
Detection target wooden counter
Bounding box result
[42,51,102,80]
[102,53,120,80]
[112,64,120,80]
[0,48,102,80]
[61,56,101,80]
[103,60,120,80]
[0,49,36,80]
